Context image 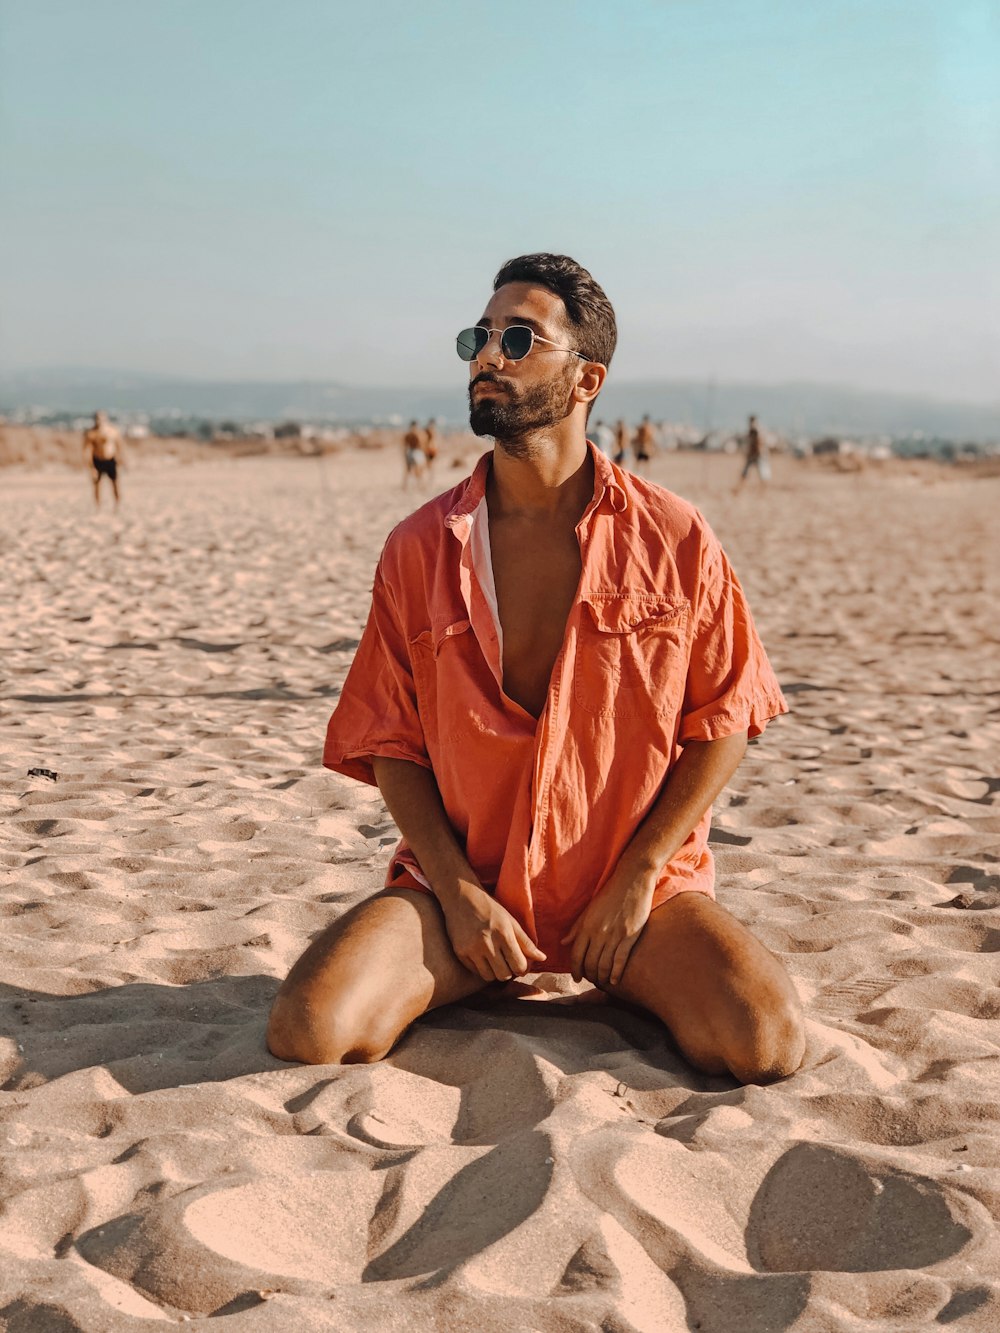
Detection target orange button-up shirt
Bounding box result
[324,442,787,972]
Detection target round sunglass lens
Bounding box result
[500,326,533,361]
[456,328,482,361]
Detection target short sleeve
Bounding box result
[323,562,431,786]
[678,528,788,743]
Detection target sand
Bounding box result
[1,446,998,1331]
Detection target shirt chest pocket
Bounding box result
[574,596,690,718]
[410,618,476,741]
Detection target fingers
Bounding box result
[461,951,497,983]
[487,931,531,982]
[582,936,604,987]
[573,928,630,987]
[608,943,629,986]
[498,935,528,979]
[513,923,547,966]
[567,913,603,984]
[608,937,635,988]
[455,935,506,983]
[453,914,546,983]
[570,931,589,984]
[596,939,618,988]
[456,918,542,983]
[598,932,637,988]
[476,938,511,982]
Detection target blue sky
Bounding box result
[1,0,997,399]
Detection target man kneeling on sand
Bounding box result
[268,253,806,1085]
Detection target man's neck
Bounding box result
[487,431,594,521]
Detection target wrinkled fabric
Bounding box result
[324,442,787,972]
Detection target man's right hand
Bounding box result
[438,883,546,982]
[368,758,546,982]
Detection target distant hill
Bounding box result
[2,368,997,441]
[0,370,440,425]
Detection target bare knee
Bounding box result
[725,995,806,1085]
[266,988,399,1066]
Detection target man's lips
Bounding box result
[471,380,508,395]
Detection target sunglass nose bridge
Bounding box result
[478,327,520,365]
[479,328,504,361]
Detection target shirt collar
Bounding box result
[445,438,628,530]
[589,437,629,513]
[445,450,491,528]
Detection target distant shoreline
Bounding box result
[3,371,998,444]
[4,423,999,479]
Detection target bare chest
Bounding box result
[87,429,118,460]
[489,518,582,718]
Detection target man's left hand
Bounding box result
[561,864,658,988]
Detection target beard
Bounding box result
[469,368,576,456]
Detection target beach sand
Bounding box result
[1,447,998,1330]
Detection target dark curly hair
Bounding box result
[493,253,617,370]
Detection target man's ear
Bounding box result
[574,362,607,408]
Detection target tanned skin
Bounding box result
[83,411,124,508]
[268,282,805,1085]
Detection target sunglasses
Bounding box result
[456,325,588,363]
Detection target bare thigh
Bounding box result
[605,892,805,1084]
[267,889,488,1065]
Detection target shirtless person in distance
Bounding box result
[268,253,805,1085]
[633,413,656,474]
[422,418,439,480]
[613,417,629,465]
[401,419,425,491]
[735,413,771,491]
[83,410,124,509]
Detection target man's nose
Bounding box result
[475,330,505,371]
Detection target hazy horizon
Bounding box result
[5,362,999,409]
[2,1,997,402]
[5,364,999,444]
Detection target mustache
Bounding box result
[469,373,514,393]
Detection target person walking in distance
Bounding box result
[268,253,804,1086]
[613,417,629,465]
[633,414,656,475]
[735,414,771,491]
[422,418,440,481]
[402,419,425,491]
[83,410,124,509]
